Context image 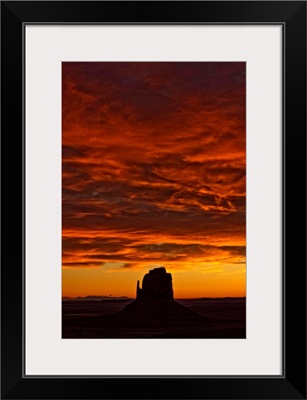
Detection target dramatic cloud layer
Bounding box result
[62,62,246,298]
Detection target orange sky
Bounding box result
[62,62,246,298]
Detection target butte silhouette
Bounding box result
[62,267,246,338]
[120,267,205,322]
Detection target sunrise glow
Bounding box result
[62,62,246,299]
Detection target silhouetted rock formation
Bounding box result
[136,267,173,299]
[62,267,230,338]
[123,267,204,321]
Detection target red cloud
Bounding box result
[62,62,246,289]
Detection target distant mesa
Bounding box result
[62,295,132,302]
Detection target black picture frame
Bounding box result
[1,1,306,399]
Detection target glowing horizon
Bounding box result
[62,62,246,299]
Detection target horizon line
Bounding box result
[62,295,246,299]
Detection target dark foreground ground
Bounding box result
[62,298,245,339]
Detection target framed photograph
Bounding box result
[1,1,306,399]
